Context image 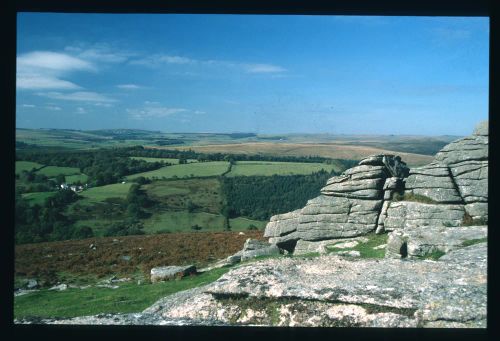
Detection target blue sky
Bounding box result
[16,14,489,135]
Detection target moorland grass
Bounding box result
[326,233,389,258]
[65,174,89,184]
[14,267,230,319]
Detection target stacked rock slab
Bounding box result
[264,155,408,252]
[385,121,488,258]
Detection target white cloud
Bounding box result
[244,63,287,74]
[45,105,62,111]
[21,104,36,108]
[194,110,206,115]
[76,107,87,114]
[17,74,81,90]
[431,27,472,42]
[127,105,187,120]
[37,91,117,103]
[17,51,94,90]
[117,84,141,89]
[17,51,94,72]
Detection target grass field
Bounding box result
[227,161,337,177]
[168,142,433,167]
[143,211,266,234]
[15,161,44,174]
[36,166,82,177]
[126,161,230,180]
[65,174,89,184]
[79,183,133,202]
[130,157,198,164]
[143,178,223,214]
[21,191,56,206]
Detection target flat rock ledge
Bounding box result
[18,242,486,328]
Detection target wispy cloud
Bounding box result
[244,63,287,74]
[21,104,36,108]
[130,54,287,75]
[130,54,195,66]
[17,51,94,90]
[64,43,134,63]
[45,105,62,111]
[127,103,188,120]
[37,91,117,103]
[117,84,141,89]
[18,51,94,72]
[430,27,472,43]
[76,107,87,114]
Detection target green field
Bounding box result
[126,161,230,180]
[130,157,198,164]
[15,161,44,174]
[21,191,56,206]
[65,174,89,184]
[143,210,266,233]
[79,183,133,202]
[143,178,223,214]
[36,166,81,177]
[227,161,337,177]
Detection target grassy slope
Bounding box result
[36,166,81,177]
[14,267,229,319]
[65,174,89,184]
[15,161,44,174]
[126,161,230,180]
[21,192,56,206]
[143,211,266,233]
[227,161,337,177]
[79,183,133,202]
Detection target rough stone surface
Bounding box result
[384,201,465,230]
[473,120,488,136]
[385,225,487,259]
[150,265,197,283]
[294,237,369,255]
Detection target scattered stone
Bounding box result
[335,250,361,257]
[150,265,197,283]
[121,255,131,261]
[96,284,119,289]
[49,284,68,291]
[373,244,387,250]
[26,279,38,289]
[89,244,96,250]
[238,232,245,235]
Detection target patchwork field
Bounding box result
[168,142,434,166]
[227,161,337,177]
[142,211,266,233]
[15,161,44,174]
[130,157,198,164]
[65,174,89,184]
[79,183,133,202]
[36,166,81,177]
[126,161,230,180]
[143,178,223,213]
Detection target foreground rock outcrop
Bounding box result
[24,242,486,327]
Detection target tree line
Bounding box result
[220,170,336,221]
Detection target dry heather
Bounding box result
[15,231,266,285]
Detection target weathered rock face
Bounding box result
[264,155,408,250]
